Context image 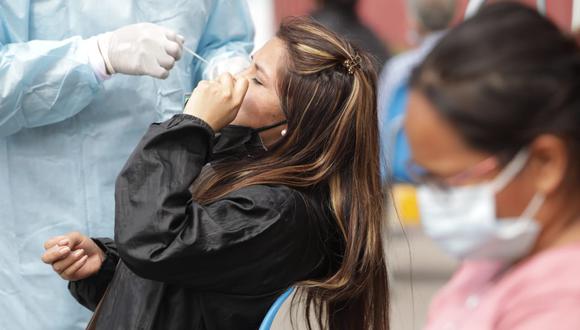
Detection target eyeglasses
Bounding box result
[406,155,500,190]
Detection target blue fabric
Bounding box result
[380,83,413,183]
[377,32,446,184]
[259,287,296,330]
[0,1,253,329]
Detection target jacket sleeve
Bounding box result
[68,238,119,311]
[193,0,254,81]
[114,114,323,292]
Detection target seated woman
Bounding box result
[41,18,389,330]
[405,3,580,330]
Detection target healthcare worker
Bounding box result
[406,3,580,329]
[0,1,253,329]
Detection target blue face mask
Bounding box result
[417,150,545,262]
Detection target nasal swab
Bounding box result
[183,45,209,64]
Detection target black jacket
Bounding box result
[68,115,339,329]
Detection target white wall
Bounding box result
[246,0,276,51]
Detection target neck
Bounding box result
[534,203,580,253]
[542,219,580,249]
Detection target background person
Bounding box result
[377,0,456,182]
[406,3,580,329]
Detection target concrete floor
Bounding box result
[386,225,458,330]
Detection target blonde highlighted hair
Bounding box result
[194,17,389,329]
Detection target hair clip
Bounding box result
[343,54,362,75]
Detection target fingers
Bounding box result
[56,231,85,249]
[43,235,67,249]
[157,54,176,71]
[150,65,170,79]
[52,249,85,274]
[163,28,183,61]
[41,244,71,264]
[233,77,249,103]
[217,73,235,94]
[60,255,89,281]
[175,34,185,45]
[194,80,211,92]
[43,231,86,253]
[164,28,179,43]
[165,40,183,61]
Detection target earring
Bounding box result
[281,129,287,136]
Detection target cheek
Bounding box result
[239,88,260,117]
[495,171,536,218]
[234,87,282,127]
[233,88,261,126]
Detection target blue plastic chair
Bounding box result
[259,287,296,330]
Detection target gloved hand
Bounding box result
[97,23,184,79]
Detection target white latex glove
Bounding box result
[97,23,184,79]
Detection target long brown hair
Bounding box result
[194,18,389,329]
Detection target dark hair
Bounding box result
[411,1,580,169]
[193,18,389,329]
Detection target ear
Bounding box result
[529,135,570,196]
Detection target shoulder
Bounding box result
[214,185,319,226]
[493,245,580,329]
[226,184,306,209]
[502,244,580,296]
[228,185,328,232]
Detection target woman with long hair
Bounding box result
[41,18,389,329]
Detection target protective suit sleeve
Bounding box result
[0,36,103,137]
[193,0,255,81]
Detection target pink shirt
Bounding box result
[424,243,580,330]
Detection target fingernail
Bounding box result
[73,249,84,257]
[59,246,70,254]
[58,239,69,246]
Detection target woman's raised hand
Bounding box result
[41,232,105,281]
[183,73,249,132]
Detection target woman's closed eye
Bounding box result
[252,77,263,86]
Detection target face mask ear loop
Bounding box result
[491,149,530,193]
[521,193,546,220]
[491,148,546,222]
[254,120,288,133]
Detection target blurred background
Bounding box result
[245,1,577,329]
[247,0,574,51]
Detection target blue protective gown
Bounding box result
[0,1,254,329]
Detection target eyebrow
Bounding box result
[251,55,270,81]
